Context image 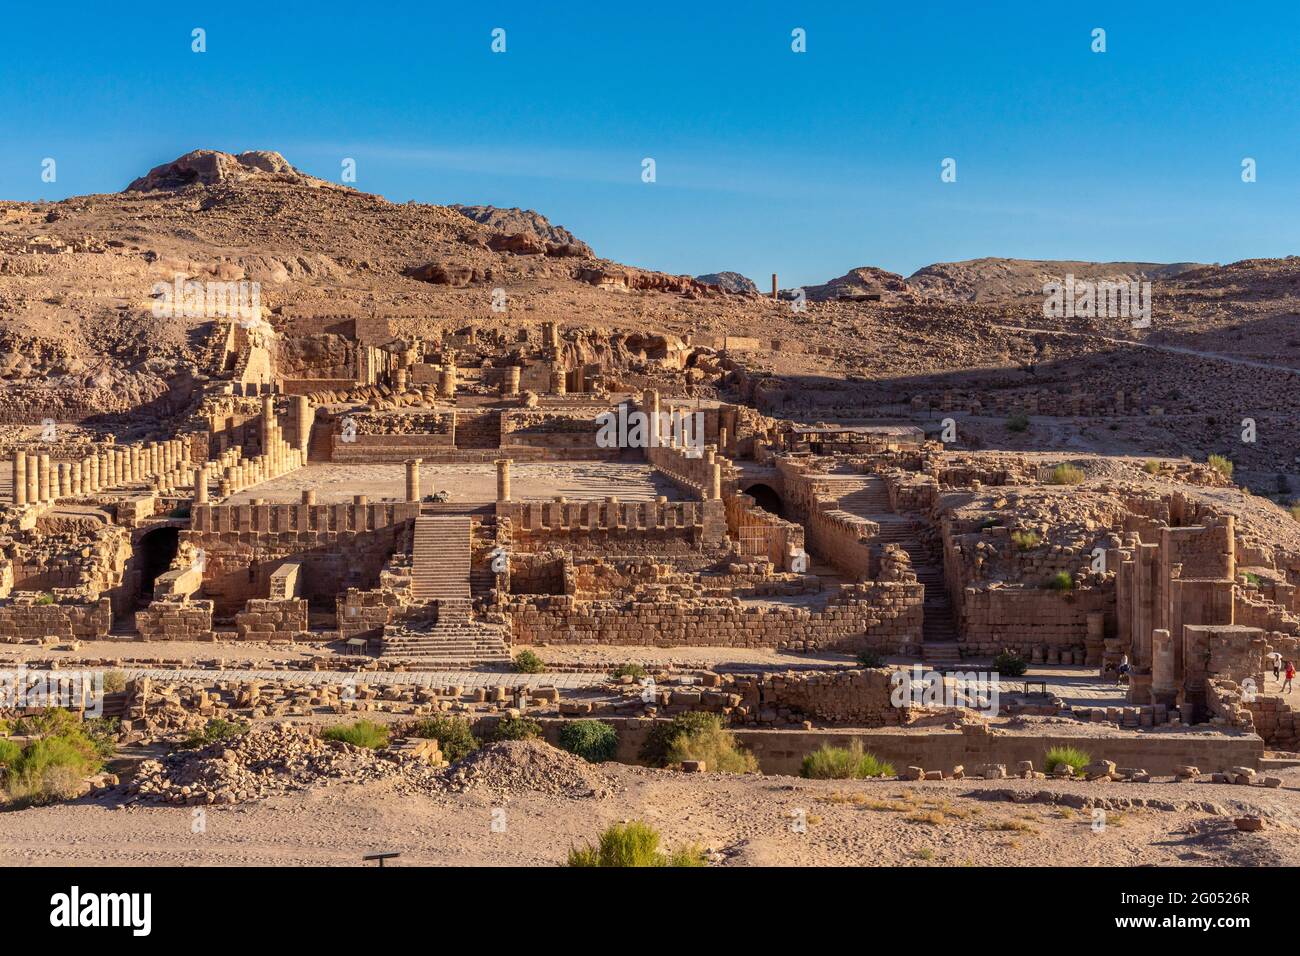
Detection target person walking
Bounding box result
[1268,650,1283,682]
[1284,660,1295,694]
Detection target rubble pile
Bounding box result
[439,740,615,799]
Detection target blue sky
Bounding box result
[2,1,1297,286]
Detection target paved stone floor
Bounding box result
[115,667,605,691]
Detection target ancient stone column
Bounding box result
[261,396,276,455]
[302,489,316,505]
[496,458,512,502]
[193,465,208,504]
[294,396,312,454]
[439,361,456,399]
[57,462,70,498]
[502,365,521,397]
[550,366,567,395]
[28,454,41,503]
[37,453,51,503]
[644,389,661,446]
[406,458,421,502]
[13,450,26,505]
[709,462,722,500]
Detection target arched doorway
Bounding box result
[745,483,784,517]
[136,526,179,606]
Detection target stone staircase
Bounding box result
[411,516,471,602]
[837,476,963,668]
[384,515,511,664]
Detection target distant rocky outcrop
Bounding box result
[906,258,1205,302]
[696,272,759,295]
[803,266,909,302]
[450,205,593,258]
[126,149,315,192]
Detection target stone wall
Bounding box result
[234,598,309,641]
[0,597,112,640]
[505,580,922,653]
[187,501,418,617]
[135,597,214,641]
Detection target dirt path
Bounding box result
[993,324,1300,375]
[3,764,1299,867]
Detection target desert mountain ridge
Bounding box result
[0,147,1297,421]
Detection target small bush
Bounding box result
[993,650,1028,677]
[1047,463,1085,486]
[1011,530,1041,551]
[1207,454,1234,479]
[1242,571,1263,588]
[1046,571,1074,591]
[33,593,55,606]
[409,716,479,762]
[639,712,720,767]
[1043,746,1091,776]
[664,717,758,774]
[610,662,648,681]
[513,650,545,674]
[801,741,894,779]
[1143,460,1161,475]
[101,670,127,694]
[321,719,390,749]
[639,712,756,773]
[1,714,108,807]
[567,821,706,868]
[180,717,248,750]
[1006,413,1029,433]
[492,716,542,742]
[559,720,618,763]
[855,648,885,668]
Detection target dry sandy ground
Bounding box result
[224,462,679,505]
[4,764,1300,867]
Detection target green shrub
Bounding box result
[33,593,54,606]
[559,720,618,763]
[566,820,706,867]
[1,717,107,807]
[1010,530,1041,551]
[513,650,545,674]
[1143,460,1162,475]
[0,739,22,769]
[1242,571,1263,588]
[801,741,894,779]
[409,716,479,762]
[993,650,1028,677]
[855,648,885,668]
[1043,746,1091,776]
[610,662,648,681]
[101,670,127,695]
[1046,571,1074,591]
[1006,413,1029,433]
[1047,463,1085,485]
[321,719,390,749]
[1207,454,1233,479]
[663,717,758,774]
[639,711,725,767]
[179,717,248,750]
[492,716,543,742]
